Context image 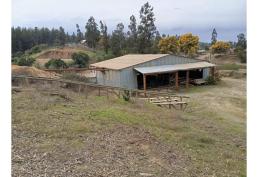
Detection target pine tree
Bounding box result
[211,28,217,45]
[71,32,77,43]
[127,15,138,53]
[59,26,66,46]
[99,21,109,54]
[111,23,126,56]
[85,16,100,48]
[76,24,83,43]
[137,2,157,53]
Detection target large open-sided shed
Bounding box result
[90,54,215,91]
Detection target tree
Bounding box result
[178,33,199,57]
[85,17,100,48]
[110,23,126,56]
[235,33,247,63]
[236,33,247,50]
[211,41,230,54]
[45,59,68,69]
[127,15,138,52]
[137,2,157,53]
[71,52,90,68]
[211,28,217,45]
[76,24,83,43]
[158,36,179,54]
[71,32,77,43]
[99,21,109,54]
[152,31,161,53]
[58,26,66,46]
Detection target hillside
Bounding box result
[31,46,114,67]
[12,77,246,176]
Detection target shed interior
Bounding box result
[136,69,204,90]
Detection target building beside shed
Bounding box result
[90,54,215,91]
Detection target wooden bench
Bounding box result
[152,101,188,110]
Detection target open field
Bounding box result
[12,77,246,177]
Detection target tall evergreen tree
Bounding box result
[71,32,77,43]
[111,23,126,56]
[211,28,217,45]
[236,33,247,49]
[127,15,138,53]
[137,2,157,53]
[85,16,100,48]
[99,21,109,54]
[152,31,161,53]
[59,26,66,46]
[76,24,83,43]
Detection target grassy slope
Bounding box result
[12,78,246,176]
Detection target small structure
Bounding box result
[90,54,215,92]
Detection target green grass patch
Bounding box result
[217,63,246,70]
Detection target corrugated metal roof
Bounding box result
[90,54,169,70]
[134,62,215,74]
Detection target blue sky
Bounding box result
[12,0,246,42]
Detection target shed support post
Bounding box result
[175,72,179,91]
[211,67,215,79]
[186,70,189,89]
[85,85,88,99]
[143,74,147,97]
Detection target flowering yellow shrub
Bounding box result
[211,41,230,53]
[158,36,179,54]
[178,33,199,56]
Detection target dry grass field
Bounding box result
[12,77,246,177]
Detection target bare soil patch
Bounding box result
[12,65,60,78]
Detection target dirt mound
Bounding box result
[12,65,60,78]
[37,48,80,59]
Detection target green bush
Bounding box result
[45,59,68,69]
[71,52,90,68]
[29,46,41,54]
[205,76,217,85]
[236,49,246,63]
[122,90,130,101]
[61,73,88,82]
[13,55,35,66]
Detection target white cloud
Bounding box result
[12,0,246,41]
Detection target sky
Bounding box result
[12,0,246,42]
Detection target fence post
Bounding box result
[118,89,121,98]
[98,87,100,96]
[78,84,81,93]
[106,88,109,99]
[180,96,183,110]
[24,78,29,87]
[85,85,88,99]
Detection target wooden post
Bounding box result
[211,67,215,79]
[78,84,81,93]
[143,74,147,97]
[186,70,189,89]
[85,85,88,99]
[175,72,179,91]
[106,88,109,99]
[180,96,183,110]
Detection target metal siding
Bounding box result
[120,68,137,89]
[96,70,121,87]
[96,55,204,89]
[203,68,210,79]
